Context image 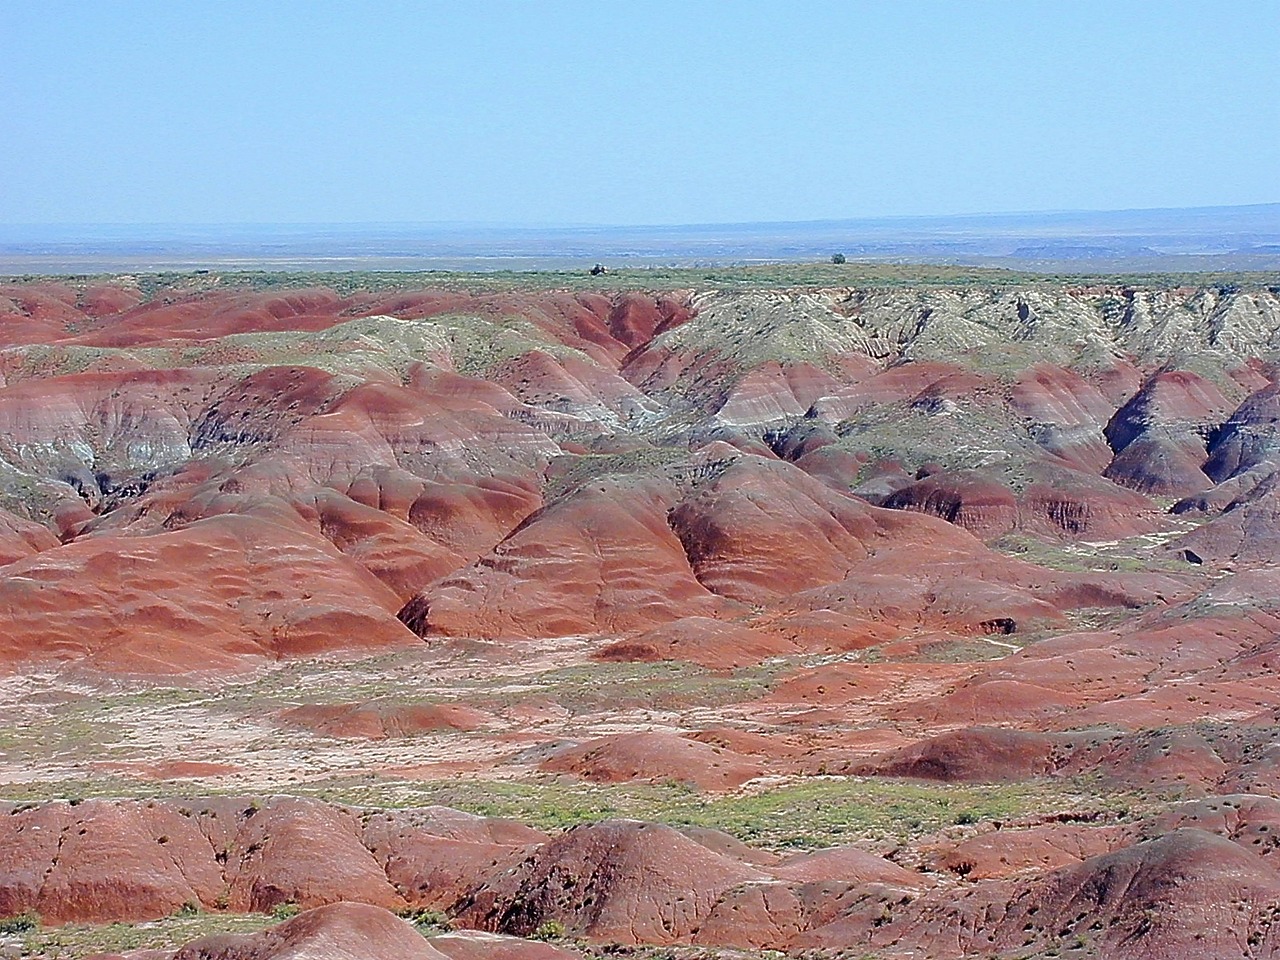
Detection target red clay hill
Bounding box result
[3,275,1280,959]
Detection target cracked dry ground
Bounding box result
[5,268,1280,958]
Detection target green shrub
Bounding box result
[269,901,300,921]
[399,907,453,932]
[0,910,40,933]
[532,919,567,941]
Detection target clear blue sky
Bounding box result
[2,0,1277,225]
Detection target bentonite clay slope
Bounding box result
[0,280,1277,675]
[0,513,418,674]
[5,277,1280,959]
[17,796,1280,959]
[0,798,548,924]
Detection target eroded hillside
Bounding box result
[3,271,1280,959]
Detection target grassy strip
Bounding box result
[0,772,1140,851]
[300,774,1139,850]
[6,263,1278,297]
[7,911,276,958]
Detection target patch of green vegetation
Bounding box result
[150,646,779,721]
[1,763,1144,870]
[8,911,846,960]
[533,919,568,941]
[269,901,301,920]
[989,530,1194,576]
[0,909,40,934]
[11,913,278,958]
[188,311,558,380]
[0,707,126,766]
[93,685,210,710]
[0,775,166,804]
[20,264,1280,301]
[399,907,453,933]
[836,400,1038,476]
[297,773,1140,851]
[542,446,687,501]
[915,637,1020,663]
[666,776,1138,849]
[320,777,693,831]
[483,659,779,715]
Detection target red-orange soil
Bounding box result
[4,277,1280,959]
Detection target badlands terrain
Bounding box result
[2,265,1280,958]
